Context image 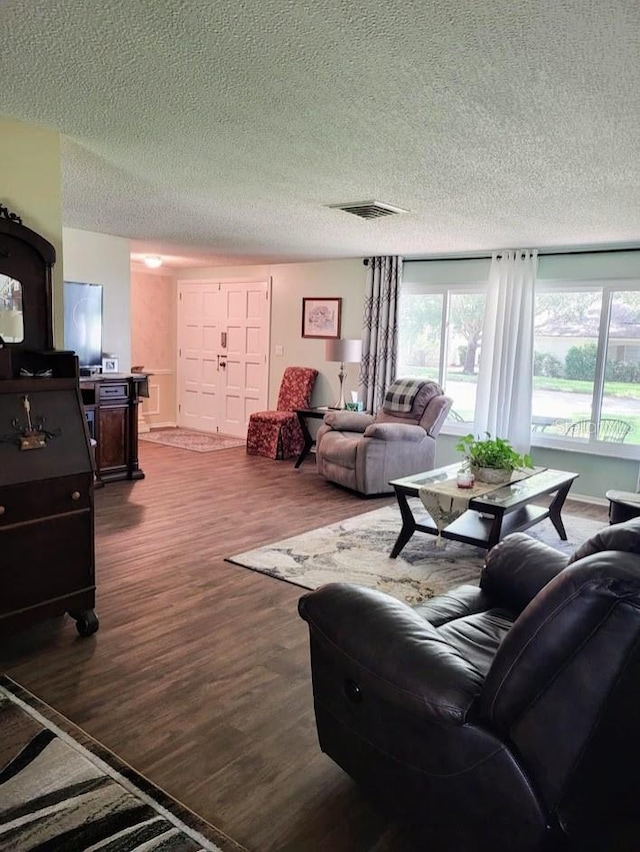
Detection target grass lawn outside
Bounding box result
[400,365,640,446]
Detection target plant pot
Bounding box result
[471,465,512,485]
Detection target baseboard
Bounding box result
[569,492,608,507]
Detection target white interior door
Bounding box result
[178,280,269,436]
[219,281,270,435]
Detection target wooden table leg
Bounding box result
[486,511,505,550]
[294,411,314,469]
[390,490,417,558]
[548,479,573,540]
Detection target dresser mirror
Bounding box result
[0,274,24,343]
[0,204,55,354]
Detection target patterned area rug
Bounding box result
[140,428,245,452]
[226,504,604,606]
[0,677,246,852]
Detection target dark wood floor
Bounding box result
[0,445,608,852]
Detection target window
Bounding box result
[400,257,640,454]
[533,284,640,448]
[398,285,486,426]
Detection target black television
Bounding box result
[63,281,103,372]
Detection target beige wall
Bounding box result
[0,116,63,344]
[131,267,177,426]
[178,258,367,407]
[63,228,131,370]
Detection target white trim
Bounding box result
[146,381,161,417]
[530,432,640,461]
[568,493,608,507]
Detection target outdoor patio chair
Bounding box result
[246,366,318,459]
[564,417,631,443]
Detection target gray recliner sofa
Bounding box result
[315,380,452,495]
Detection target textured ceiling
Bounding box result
[1,0,640,267]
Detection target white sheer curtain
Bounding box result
[473,249,538,453]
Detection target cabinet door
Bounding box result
[98,406,128,470]
[0,512,94,614]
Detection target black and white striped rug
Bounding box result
[0,677,245,852]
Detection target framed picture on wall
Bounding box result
[302,297,342,339]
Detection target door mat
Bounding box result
[140,428,245,452]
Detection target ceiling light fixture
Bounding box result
[144,255,163,269]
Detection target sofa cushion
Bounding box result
[413,585,495,627]
[437,609,515,678]
[317,431,360,469]
[568,516,640,564]
[481,533,570,612]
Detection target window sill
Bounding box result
[441,427,640,461]
[531,433,640,460]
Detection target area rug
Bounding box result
[0,676,246,852]
[226,504,604,606]
[140,428,245,452]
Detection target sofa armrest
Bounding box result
[480,533,569,612]
[363,422,426,442]
[322,410,375,433]
[298,583,485,724]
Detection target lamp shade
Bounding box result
[325,338,362,363]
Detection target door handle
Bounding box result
[217,354,227,370]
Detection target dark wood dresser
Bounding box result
[0,375,98,636]
[0,204,98,637]
[80,373,147,483]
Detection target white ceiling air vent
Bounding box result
[328,200,408,220]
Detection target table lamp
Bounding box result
[325,338,363,409]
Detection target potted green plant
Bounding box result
[455,433,533,484]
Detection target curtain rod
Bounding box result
[363,246,640,265]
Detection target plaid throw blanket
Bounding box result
[383,378,424,413]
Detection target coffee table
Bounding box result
[389,464,579,557]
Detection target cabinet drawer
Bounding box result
[99,382,128,402]
[0,513,94,613]
[0,474,92,527]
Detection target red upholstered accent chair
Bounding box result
[246,366,318,459]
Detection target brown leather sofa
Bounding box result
[298,519,640,851]
[314,380,452,495]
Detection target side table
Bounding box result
[606,490,640,524]
[295,407,330,468]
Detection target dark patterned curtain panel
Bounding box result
[359,256,403,413]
